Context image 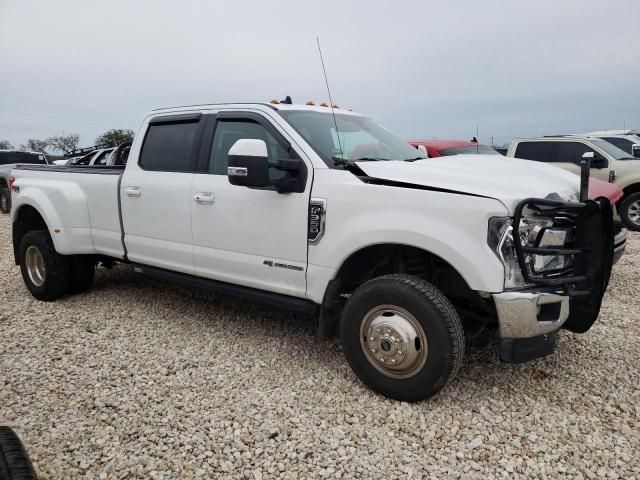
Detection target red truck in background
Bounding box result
[409,139,627,263]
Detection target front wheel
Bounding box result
[0,188,10,214]
[19,230,71,301]
[620,192,640,231]
[340,274,464,402]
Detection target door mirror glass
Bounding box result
[589,152,608,169]
[632,144,640,158]
[227,139,270,188]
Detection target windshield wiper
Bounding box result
[402,157,427,162]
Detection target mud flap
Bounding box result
[563,198,614,333]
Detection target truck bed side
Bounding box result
[11,165,125,259]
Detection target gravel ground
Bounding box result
[1,213,639,479]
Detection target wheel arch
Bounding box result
[12,204,48,264]
[318,242,494,340]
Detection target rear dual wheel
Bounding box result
[19,230,95,301]
[340,274,464,402]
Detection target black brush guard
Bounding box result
[513,197,614,333]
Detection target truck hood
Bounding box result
[356,155,582,212]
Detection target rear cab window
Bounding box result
[139,115,202,172]
[514,142,553,162]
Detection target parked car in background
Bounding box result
[579,130,640,158]
[9,101,615,401]
[409,139,501,157]
[69,147,116,166]
[412,139,627,262]
[507,136,640,231]
[0,150,48,213]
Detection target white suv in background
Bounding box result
[581,130,640,159]
[507,136,640,231]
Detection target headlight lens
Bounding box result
[488,216,573,289]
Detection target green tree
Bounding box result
[47,133,80,154]
[0,140,13,149]
[95,129,134,147]
[19,139,49,153]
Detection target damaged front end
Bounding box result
[489,195,614,363]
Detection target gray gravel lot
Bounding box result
[1,213,639,479]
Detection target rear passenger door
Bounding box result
[121,114,205,274]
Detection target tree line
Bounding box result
[0,129,134,155]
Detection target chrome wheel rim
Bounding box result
[359,305,428,379]
[25,245,46,287]
[627,200,640,226]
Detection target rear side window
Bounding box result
[602,137,632,154]
[514,142,553,162]
[0,152,47,165]
[554,142,595,164]
[139,121,200,172]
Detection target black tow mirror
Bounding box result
[632,144,640,159]
[590,154,608,169]
[227,139,270,188]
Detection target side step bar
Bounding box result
[133,264,319,314]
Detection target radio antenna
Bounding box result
[317,37,343,157]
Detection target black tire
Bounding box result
[340,274,464,402]
[67,256,96,294]
[0,427,37,480]
[19,230,70,301]
[619,192,640,231]
[0,188,10,214]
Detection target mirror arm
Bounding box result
[269,158,301,171]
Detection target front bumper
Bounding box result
[493,290,569,339]
[494,290,570,363]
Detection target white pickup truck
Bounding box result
[9,102,614,401]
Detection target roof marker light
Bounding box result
[332,104,339,108]
[319,102,328,107]
[270,99,280,104]
[306,101,315,106]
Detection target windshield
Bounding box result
[0,151,47,165]
[278,110,426,164]
[590,138,634,160]
[439,145,501,156]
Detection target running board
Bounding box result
[133,264,319,314]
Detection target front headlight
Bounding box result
[488,216,572,289]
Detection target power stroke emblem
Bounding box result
[263,260,304,272]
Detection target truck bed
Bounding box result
[11,164,126,259]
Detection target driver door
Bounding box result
[190,112,311,298]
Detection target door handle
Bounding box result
[125,186,142,197]
[193,192,215,205]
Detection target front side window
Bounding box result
[139,121,199,172]
[278,111,426,165]
[514,142,553,162]
[208,120,289,180]
[554,142,595,164]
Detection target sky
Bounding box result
[1,0,639,151]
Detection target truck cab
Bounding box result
[9,102,614,402]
